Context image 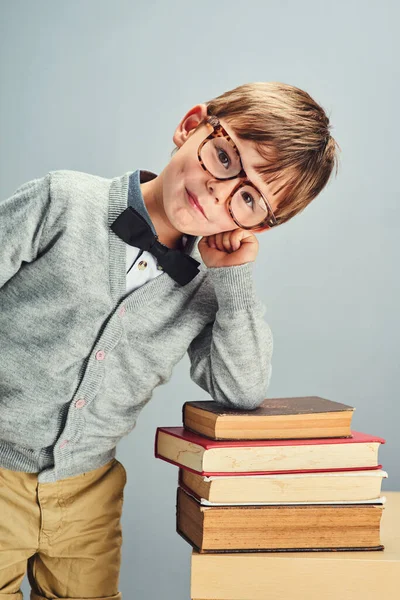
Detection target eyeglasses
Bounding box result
[197,115,278,230]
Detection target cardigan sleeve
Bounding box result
[0,174,52,289]
[187,262,273,409]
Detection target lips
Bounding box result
[186,189,207,219]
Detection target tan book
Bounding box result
[179,468,388,504]
[177,487,384,553]
[183,396,354,440]
[190,491,400,600]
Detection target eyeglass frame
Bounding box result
[197,115,278,230]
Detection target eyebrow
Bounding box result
[226,128,276,201]
[253,163,285,198]
[239,153,275,201]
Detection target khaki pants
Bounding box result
[0,458,127,600]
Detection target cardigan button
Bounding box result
[96,350,105,361]
[75,398,86,409]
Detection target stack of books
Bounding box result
[155,396,387,553]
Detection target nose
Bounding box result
[207,177,238,204]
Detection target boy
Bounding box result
[0,82,338,599]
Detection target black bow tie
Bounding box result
[111,207,201,286]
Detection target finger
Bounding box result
[222,231,233,252]
[209,234,218,249]
[199,235,214,249]
[214,233,226,252]
[235,229,257,245]
[229,229,245,251]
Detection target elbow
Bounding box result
[214,365,272,411]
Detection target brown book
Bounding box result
[176,487,384,553]
[182,396,354,440]
[179,468,388,504]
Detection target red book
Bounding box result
[155,427,385,476]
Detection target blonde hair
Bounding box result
[177,82,340,226]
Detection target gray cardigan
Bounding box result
[0,169,273,483]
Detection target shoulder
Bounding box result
[48,169,112,200]
[31,170,117,243]
[43,169,120,224]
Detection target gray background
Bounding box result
[1,1,398,598]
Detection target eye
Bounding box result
[240,191,255,209]
[216,146,231,170]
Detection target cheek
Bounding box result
[163,157,183,192]
[162,157,236,234]
[164,156,194,201]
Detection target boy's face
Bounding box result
[160,103,286,238]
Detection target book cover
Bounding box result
[184,396,354,417]
[157,427,384,450]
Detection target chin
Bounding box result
[181,226,211,237]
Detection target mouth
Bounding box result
[186,188,207,220]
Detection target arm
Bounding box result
[187,262,273,410]
[0,174,51,289]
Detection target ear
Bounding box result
[173,104,208,148]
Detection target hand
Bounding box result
[198,229,259,268]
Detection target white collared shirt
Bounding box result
[126,236,188,293]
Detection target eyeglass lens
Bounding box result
[200,137,270,227]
